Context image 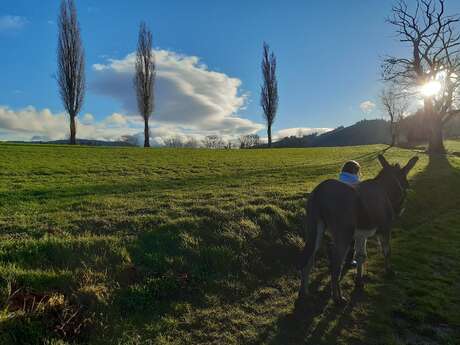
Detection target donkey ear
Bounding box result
[377,154,390,169]
[402,156,419,175]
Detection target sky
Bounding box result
[1,0,460,144]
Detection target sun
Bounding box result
[421,80,442,97]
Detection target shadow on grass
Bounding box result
[264,152,460,345]
[105,198,309,340]
[362,152,460,344]
[0,145,393,343]
[111,145,391,344]
[0,147,389,206]
[260,266,370,345]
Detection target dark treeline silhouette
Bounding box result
[8,139,135,147]
[11,116,459,149]
[272,120,391,148]
[270,118,460,149]
[399,110,460,146]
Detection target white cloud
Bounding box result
[274,127,332,139]
[0,106,253,146]
[0,105,337,147]
[360,100,376,114]
[0,49,265,145]
[0,106,140,142]
[104,113,128,127]
[0,15,28,32]
[81,113,94,124]
[91,50,263,136]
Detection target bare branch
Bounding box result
[380,85,409,146]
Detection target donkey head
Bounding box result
[377,155,419,188]
[377,154,419,215]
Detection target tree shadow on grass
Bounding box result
[0,147,390,207]
[263,152,460,345]
[358,153,460,344]
[105,199,312,340]
[106,164,384,340]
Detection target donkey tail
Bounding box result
[298,193,322,269]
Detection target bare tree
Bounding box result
[184,137,199,148]
[239,135,248,149]
[296,129,304,138]
[216,137,225,149]
[239,134,260,149]
[380,86,409,146]
[203,135,216,149]
[134,22,155,148]
[57,0,85,145]
[382,0,460,153]
[203,135,224,149]
[261,42,278,148]
[164,136,184,148]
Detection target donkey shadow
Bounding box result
[267,152,459,345]
[265,265,368,345]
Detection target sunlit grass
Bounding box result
[0,142,458,344]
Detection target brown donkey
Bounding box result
[298,154,419,304]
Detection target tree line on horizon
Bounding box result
[56,0,460,153]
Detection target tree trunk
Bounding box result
[69,114,77,145]
[428,118,445,154]
[390,122,396,147]
[424,97,445,154]
[267,124,272,148]
[144,118,150,148]
[395,121,401,147]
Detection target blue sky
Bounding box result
[1,0,460,143]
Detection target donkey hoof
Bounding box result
[333,296,348,306]
[295,293,310,310]
[297,288,309,301]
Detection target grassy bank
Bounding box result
[0,142,458,344]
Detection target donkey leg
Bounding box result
[329,237,350,304]
[378,230,393,275]
[354,233,368,289]
[344,239,356,269]
[299,222,325,298]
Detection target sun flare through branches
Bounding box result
[420,80,442,98]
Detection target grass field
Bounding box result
[0,141,459,344]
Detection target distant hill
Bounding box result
[7,139,135,147]
[273,119,391,148]
[273,116,460,149]
[312,119,391,147]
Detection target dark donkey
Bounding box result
[298,154,419,304]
